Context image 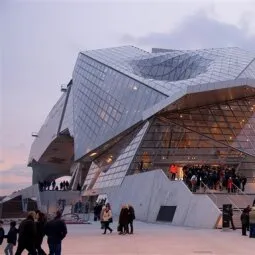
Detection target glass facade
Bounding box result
[83,122,149,189]
[162,97,255,156]
[128,97,255,176]
[239,59,255,79]
[28,45,255,186]
[60,86,74,136]
[131,47,254,87]
[132,52,212,82]
[72,53,166,160]
[29,94,66,163]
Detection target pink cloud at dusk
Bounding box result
[0,144,29,171]
[0,145,32,195]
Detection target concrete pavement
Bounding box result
[0,221,253,254]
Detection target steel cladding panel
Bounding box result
[72,54,166,160]
[28,94,66,162]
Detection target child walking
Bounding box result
[4,221,18,255]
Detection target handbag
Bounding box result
[109,217,113,223]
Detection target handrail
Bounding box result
[226,196,242,214]
[232,183,250,199]
[200,181,217,199]
[246,177,255,183]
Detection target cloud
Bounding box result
[0,145,28,171]
[122,11,255,51]
[0,164,32,195]
[0,164,32,178]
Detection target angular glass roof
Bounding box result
[83,46,255,97]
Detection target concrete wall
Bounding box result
[102,170,221,228]
[39,191,81,213]
[18,184,40,199]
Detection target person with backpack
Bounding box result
[4,221,18,255]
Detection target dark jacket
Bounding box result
[0,227,4,245]
[44,218,67,244]
[128,206,135,222]
[35,220,46,245]
[6,227,18,245]
[241,211,249,225]
[18,217,36,244]
[119,208,129,225]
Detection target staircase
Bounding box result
[194,192,254,229]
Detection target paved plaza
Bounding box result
[0,221,254,255]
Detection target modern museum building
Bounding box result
[4,46,255,228]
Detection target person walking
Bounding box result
[100,205,106,229]
[241,176,247,192]
[35,211,47,255]
[249,207,255,238]
[15,211,37,255]
[227,177,233,193]
[169,164,177,181]
[44,210,67,255]
[190,175,198,192]
[240,209,249,236]
[229,207,236,230]
[102,206,113,234]
[4,221,18,255]
[127,205,135,234]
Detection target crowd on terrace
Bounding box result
[181,165,247,193]
[38,180,70,192]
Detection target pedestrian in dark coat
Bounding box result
[241,209,249,236]
[4,221,18,255]
[44,210,67,255]
[128,205,135,234]
[229,207,236,230]
[15,211,37,255]
[35,211,47,255]
[118,205,129,235]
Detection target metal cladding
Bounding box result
[28,46,255,188]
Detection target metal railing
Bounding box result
[226,196,242,214]
[247,177,255,183]
[232,183,250,199]
[200,180,218,206]
[181,173,218,203]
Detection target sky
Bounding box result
[1,0,255,196]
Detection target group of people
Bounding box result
[118,204,135,235]
[0,210,67,255]
[94,201,136,235]
[39,180,70,192]
[182,165,247,193]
